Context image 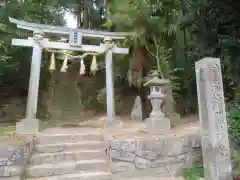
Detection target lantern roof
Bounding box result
[144,71,170,86]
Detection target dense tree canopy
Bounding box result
[0,0,239,115]
[105,0,240,113]
[0,0,65,96]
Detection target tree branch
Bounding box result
[145,43,156,58]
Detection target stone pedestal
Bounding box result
[16,119,41,134]
[145,118,170,134]
[144,72,171,134]
[104,119,121,129]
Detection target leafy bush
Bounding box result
[182,167,204,180]
[231,149,240,178]
[227,103,240,143]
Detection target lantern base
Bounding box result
[145,117,170,134]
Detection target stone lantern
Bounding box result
[144,71,171,134]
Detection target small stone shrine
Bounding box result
[131,96,142,121]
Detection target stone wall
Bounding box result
[106,133,202,178]
[0,133,34,180]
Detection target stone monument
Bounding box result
[195,57,232,180]
[131,96,142,121]
[144,71,171,134]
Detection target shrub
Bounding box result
[182,167,204,180]
[227,103,240,144]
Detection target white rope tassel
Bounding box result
[79,57,85,75]
[90,55,98,75]
[49,52,56,71]
[60,55,68,72]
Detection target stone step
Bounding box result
[30,150,106,165]
[111,167,179,179]
[119,177,183,180]
[36,133,104,145]
[114,177,184,180]
[26,171,111,180]
[34,141,105,153]
[26,159,108,178]
[26,174,183,180]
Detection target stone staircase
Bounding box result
[25,128,108,180]
[25,127,183,180]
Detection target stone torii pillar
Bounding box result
[16,30,44,134]
[104,37,115,125]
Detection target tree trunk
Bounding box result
[76,3,82,28]
[128,46,151,120]
[83,0,91,29]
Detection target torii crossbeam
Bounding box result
[9,17,131,134]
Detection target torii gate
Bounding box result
[9,17,131,134]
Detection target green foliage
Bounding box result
[0,0,66,98]
[227,103,240,143]
[58,0,106,29]
[231,149,240,178]
[106,0,240,113]
[107,0,197,113]
[0,0,239,116]
[182,167,204,180]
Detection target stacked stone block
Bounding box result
[0,133,34,180]
[106,133,202,178]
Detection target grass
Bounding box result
[0,125,16,132]
[0,124,34,143]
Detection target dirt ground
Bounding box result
[59,113,200,129]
